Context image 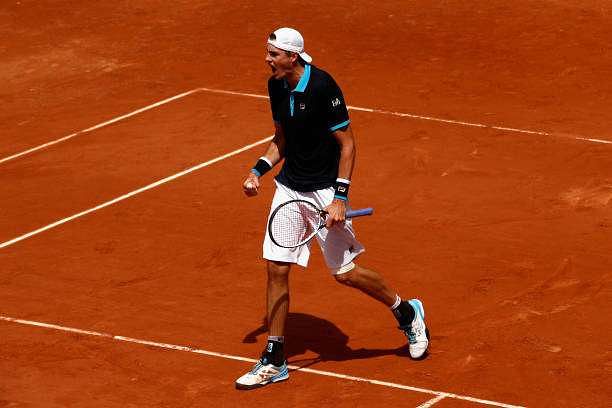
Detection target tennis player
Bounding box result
[236,27,429,390]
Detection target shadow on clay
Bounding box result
[242,312,427,369]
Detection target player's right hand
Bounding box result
[324,198,346,228]
[243,173,260,197]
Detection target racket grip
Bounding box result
[346,207,374,218]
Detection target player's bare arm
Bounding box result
[324,125,356,227]
[243,123,286,196]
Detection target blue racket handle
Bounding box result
[346,207,374,218]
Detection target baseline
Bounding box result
[3,85,608,169]
[0,315,525,408]
[198,87,612,145]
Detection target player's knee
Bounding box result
[333,262,357,286]
[267,260,291,281]
[334,272,354,286]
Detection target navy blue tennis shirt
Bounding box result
[268,64,350,192]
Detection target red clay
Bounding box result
[2,1,611,407]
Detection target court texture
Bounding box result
[1,1,611,407]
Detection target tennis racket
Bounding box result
[268,199,373,248]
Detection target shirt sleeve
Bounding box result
[267,78,282,123]
[322,75,350,132]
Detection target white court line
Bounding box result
[0,315,525,408]
[0,135,273,249]
[3,86,608,168]
[417,394,449,407]
[199,87,269,100]
[197,86,612,145]
[0,89,202,165]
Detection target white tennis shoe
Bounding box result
[400,299,430,359]
[235,359,289,390]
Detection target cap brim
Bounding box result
[299,51,312,63]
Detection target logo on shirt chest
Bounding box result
[299,102,306,110]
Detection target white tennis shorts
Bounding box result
[263,180,365,274]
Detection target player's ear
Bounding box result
[289,52,299,65]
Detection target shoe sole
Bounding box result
[235,372,289,390]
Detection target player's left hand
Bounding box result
[324,199,346,228]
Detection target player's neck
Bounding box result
[286,64,305,90]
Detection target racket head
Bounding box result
[268,199,325,248]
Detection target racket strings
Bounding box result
[270,201,322,247]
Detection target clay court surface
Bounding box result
[2,1,612,406]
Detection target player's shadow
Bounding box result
[242,312,410,369]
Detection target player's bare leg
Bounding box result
[267,260,290,337]
[334,264,430,359]
[334,264,396,306]
[236,260,290,390]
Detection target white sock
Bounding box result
[390,294,402,310]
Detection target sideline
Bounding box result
[0,135,273,249]
[0,89,202,165]
[0,315,525,408]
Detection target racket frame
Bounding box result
[267,199,373,249]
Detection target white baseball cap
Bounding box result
[267,27,312,63]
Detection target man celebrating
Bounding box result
[236,27,429,390]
